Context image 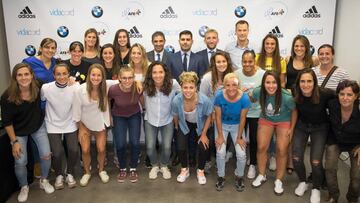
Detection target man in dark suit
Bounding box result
[166,30,205,81]
[196,29,222,71]
[146,31,171,63]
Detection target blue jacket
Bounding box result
[171,92,213,135]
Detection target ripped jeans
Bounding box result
[15,122,51,186]
[215,123,246,178]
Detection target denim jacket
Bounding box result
[171,92,213,135]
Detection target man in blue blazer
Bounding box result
[196,29,223,71]
[166,30,205,81]
[146,31,171,64]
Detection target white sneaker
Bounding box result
[65,174,76,188]
[99,171,110,183]
[149,166,159,179]
[197,169,206,185]
[80,174,91,187]
[274,179,284,195]
[39,179,55,194]
[310,189,321,203]
[17,185,29,202]
[252,174,267,188]
[247,165,256,179]
[269,156,276,171]
[225,151,233,163]
[295,182,308,196]
[160,166,171,180]
[54,175,64,190]
[176,168,189,183]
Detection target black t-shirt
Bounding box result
[64,59,91,84]
[296,88,335,125]
[1,90,44,136]
[328,99,360,151]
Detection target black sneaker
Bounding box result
[216,177,225,191]
[235,176,245,192]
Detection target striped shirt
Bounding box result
[313,66,350,91]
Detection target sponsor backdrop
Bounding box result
[3,0,336,69]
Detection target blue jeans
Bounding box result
[145,121,173,166]
[215,123,246,177]
[112,112,141,169]
[15,122,51,186]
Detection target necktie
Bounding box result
[156,53,161,61]
[209,50,215,62]
[183,53,188,71]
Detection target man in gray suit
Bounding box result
[166,30,205,81]
[146,31,171,63]
[196,29,222,71]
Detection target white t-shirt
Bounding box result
[41,81,80,133]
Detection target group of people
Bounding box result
[1,19,359,203]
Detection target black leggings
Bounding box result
[177,122,209,170]
[246,117,258,165]
[292,120,328,189]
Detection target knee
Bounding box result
[41,154,52,160]
[97,146,106,154]
[216,143,226,159]
[276,147,288,157]
[257,145,268,154]
[311,160,321,167]
[235,145,246,160]
[292,156,301,164]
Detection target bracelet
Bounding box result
[11,139,18,146]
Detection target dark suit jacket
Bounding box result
[146,50,171,64]
[166,51,206,81]
[196,48,224,72]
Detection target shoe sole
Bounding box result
[251,180,267,188]
[55,185,64,190]
[117,179,125,183]
[216,186,224,191]
[130,179,138,183]
[235,186,245,192]
[67,184,76,189]
[274,190,284,196]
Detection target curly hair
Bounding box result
[144,61,173,97]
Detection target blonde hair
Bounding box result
[129,43,149,75]
[179,71,198,86]
[223,72,240,88]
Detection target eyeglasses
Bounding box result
[120,77,134,81]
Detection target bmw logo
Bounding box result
[165,45,175,53]
[198,26,209,38]
[234,6,246,18]
[25,45,36,56]
[92,6,103,18]
[310,45,315,56]
[57,26,69,38]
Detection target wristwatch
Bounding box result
[11,139,18,146]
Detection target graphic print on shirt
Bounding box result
[265,102,280,117]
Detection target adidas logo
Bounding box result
[128,26,143,38]
[303,5,321,18]
[160,6,178,18]
[18,6,36,18]
[269,26,283,38]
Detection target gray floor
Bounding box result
[7,146,353,203]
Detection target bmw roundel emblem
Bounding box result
[198,26,209,38]
[165,45,175,53]
[92,6,103,18]
[234,6,246,18]
[310,45,315,56]
[25,45,36,56]
[57,26,69,38]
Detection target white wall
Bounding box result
[333,0,360,81]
